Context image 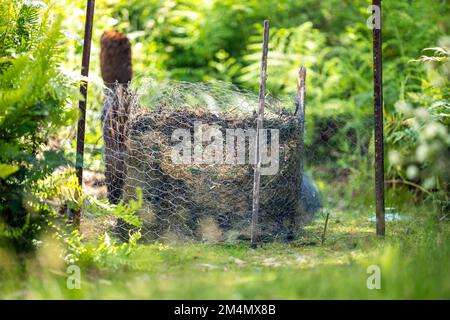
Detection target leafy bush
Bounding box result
[0,1,76,251]
[104,1,448,204]
[386,45,449,205]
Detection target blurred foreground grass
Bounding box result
[1,203,449,300]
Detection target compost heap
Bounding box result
[110,82,306,242]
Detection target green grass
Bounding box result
[1,204,449,300]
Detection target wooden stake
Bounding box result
[372,0,385,236]
[251,20,270,248]
[296,66,306,186]
[292,66,306,239]
[321,212,330,245]
[296,66,306,121]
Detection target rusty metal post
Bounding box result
[251,20,269,248]
[74,0,95,227]
[372,0,385,236]
[76,0,95,187]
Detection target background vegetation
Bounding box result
[0,0,449,299]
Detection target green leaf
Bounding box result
[0,163,19,179]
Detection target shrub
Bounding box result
[0,0,76,252]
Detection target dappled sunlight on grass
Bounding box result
[1,204,449,299]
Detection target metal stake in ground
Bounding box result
[372,0,385,236]
[251,20,269,248]
[74,0,95,227]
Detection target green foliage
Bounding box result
[0,0,40,58]
[0,163,19,179]
[0,0,76,252]
[386,46,450,200]
[1,202,449,299]
[67,230,142,270]
[33,170,143,267]
[95,0,448,205]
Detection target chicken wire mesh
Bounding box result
[98,80,324,242]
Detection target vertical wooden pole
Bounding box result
[372,0,385,236]
[296,67,306,120]
[251,20,270,248]
[321,212,330,246]
[296,66,306,186]
[293,66,306,239]
[74,0,95,227]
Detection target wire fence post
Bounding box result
[372,0,385,236]
[294,66,306,239]
[74,0,95,227]
[251,20,270,248]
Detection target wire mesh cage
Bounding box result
[101,81,321,242]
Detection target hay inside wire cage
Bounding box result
[104,81,307,242]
